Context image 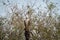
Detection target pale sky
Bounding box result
[0,0,60,17]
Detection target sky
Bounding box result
[0,0,60,17]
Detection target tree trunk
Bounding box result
[24,20,30,40]
[25,29,30,40]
